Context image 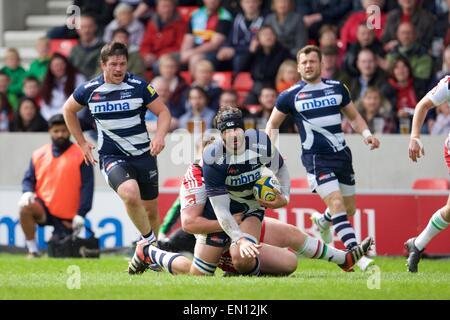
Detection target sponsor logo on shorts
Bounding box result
[318,172,336,181]
[210,235,225,244]
[185,194,196,206]
[149,170,158,179]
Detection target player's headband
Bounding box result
[216,115,244,132]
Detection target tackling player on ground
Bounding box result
[406,75,450,272]
[266,45,380,270]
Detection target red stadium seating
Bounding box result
[412,178,450,190]
[177,6,199,22]
[163,177,183,188]
[291,178,309,189]
[233,72,253,104]
[49,39,78,57]
[212,71,232,89]
[180,71,192,84]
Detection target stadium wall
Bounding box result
[0,133,447,190]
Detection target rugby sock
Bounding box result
[298,236,346,264]
[26,240,38,254]
[144,244,183,274]
[317,209,332,229]
[243,257,261,276]
[141,230,156,244]
[332,212,358,249]
[193,256,218,275]
[415,210,449,251]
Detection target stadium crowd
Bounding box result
[0,0,449,135]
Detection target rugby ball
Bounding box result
[253,176,279,202]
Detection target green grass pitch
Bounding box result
[1,254,449,300]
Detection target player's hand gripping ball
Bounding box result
[253,176,280,202]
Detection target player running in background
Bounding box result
[266,45,380,271]
[62,42,172,274]
[406,75,450,272]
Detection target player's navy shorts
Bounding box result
[100,153,159,200]
[301,147,355,198]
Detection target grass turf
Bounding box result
[0,254,449,300]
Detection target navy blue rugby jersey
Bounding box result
[73,72,158,157]
[202,129,284,214]
[275,79,352,154]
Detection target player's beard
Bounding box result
[52,137,72,150]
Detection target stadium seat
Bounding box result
[163,178,183,188]
[291,178,309,189]
[212,71,232,89]
[233,72,253,104]
[180,71,192,85]
[177,6,199,22]
[49,39,78,57]
[412,178,450,190]
[245,104,262,114]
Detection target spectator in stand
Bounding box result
[436,45,450,80]
[341,48,386,99]
[40,53,86,121]
[140,0,187,74]
[342,86,396,134]
[180,0,233,72]
[252,85,295,132]
[275,59,300,93]
[103,3,145,47]
[0,72,19,110]
[321,45,345,80]
[386,22,434,82]
[158,54,189,118]
[318,24,345,67]
[178,86,216,130]
[216,0,264,73]
[69,15,104,80]
[47,0,116,39]
[148,76,179,131]
[23,77,42,108]
[297,0,353,43]
[27,37,51,82]
[189,59,222,111]
[9,98,48,132]
[422,0,449,58]
[264,0,307,58]
[0,92,12,132]
[340,0,387,50]
[343,23,386,77]
[96,28,146,77]
[240,25,290,104]
[430,102,450,135]
[381,56,424,132]
[219,89,239,107]
[382,0,436,51]
[1,48,26,106]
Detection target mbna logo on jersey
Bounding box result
[92,101,130,113]
[229,171,261,186]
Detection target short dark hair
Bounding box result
[296,45,322,63]
[23,76,40,84]
[100,42,128,64]
[47,114,66,129]
[112,27,130,39]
